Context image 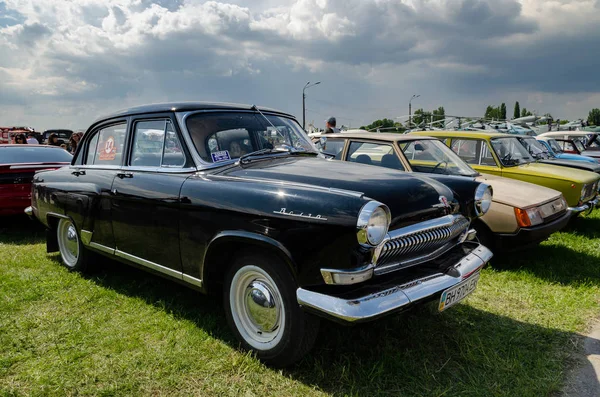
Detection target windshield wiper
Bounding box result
[238,146,316,164]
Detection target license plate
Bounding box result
[438,272,480,312]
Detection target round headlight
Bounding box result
[474,183,493,217]
[357,201,391,247]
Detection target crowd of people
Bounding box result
[12,131,83,155]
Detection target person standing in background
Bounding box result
[26,133,38,144]
[324,117,340,134]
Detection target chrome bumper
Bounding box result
[297,244,493,323]
[24,206,33,217]
[569,198,599,215]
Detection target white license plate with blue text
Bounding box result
[438,272,480,312]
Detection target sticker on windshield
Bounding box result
[211,150,231,162]
[99,136,117,161]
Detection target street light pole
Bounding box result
[302,81,321,130]
[409,94,420,128]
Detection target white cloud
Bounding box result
[0,0,598,130]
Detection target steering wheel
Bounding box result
[431,161,448,173]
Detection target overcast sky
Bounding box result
[1,0,599,131]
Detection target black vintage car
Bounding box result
[28,102,493,366]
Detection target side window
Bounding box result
[320,138,345,160]
[480,142,497,166]
[131,120,186,168]
[451,139,477,164]
[85,133,99,165]
[347,141,404,170]
[85,123,126,166]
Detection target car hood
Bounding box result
[505,162,599,184]
[476,173,562,208]
[556,153,598,164]
[581,150,600,159]
[541,158,600,173]
[215,156,457,225]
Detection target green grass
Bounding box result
[1,212,600,396]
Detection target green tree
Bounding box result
[588,108,600,126]
[432,106,446,127]
[521,108,533,117]
[514,101,520,119]
[500,103,507,120]
[360,118,404,132]
[485,105,501,120]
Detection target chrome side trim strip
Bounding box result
[89,242,115,255]
[80,230,92,245]
[297,244,492,323]
[115,249,182,280]
[182,274,203,288]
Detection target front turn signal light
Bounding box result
[514,208,531,227]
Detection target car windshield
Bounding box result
[399,139,478,177]
[519,137,550,158]
[588,134,600,148]
[573,139,586,152]
[186,112,318,164]
[490,137,533,166]
[547,139,563,153]
[0,146,72,164]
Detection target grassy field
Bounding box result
[1,212,600,396]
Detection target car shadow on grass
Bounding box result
[491,243,600,286]
[49,253,597,396]
[564,215,600,240]
[0,215,46,245]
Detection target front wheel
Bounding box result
[56,218,89,272]
[223,252,319,367]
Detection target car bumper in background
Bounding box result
[496,210,572,251]
[297,243,493,323]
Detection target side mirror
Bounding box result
[414,143,425,151]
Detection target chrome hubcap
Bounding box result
[245,281,279,332]
[230,266,285,350]
[57,219,79,268]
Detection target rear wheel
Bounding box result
[223,252,319,367]
[56,218,89,272]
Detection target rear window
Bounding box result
[0,146,73,164]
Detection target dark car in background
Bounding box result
[1,145,72,216]
[42,129,74,145]
[28,102,493,366]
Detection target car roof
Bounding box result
[94,101,295,124]
[411,130,513,139]
[538,131,592,137]
[316,131,437,142]
[0,144,66,149]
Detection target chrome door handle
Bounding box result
[116,172,133,179]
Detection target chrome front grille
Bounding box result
[373,214,470,275]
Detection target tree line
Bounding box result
[359,104,600,133]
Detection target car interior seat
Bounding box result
[355,154,372,165]
[380,154,403,170]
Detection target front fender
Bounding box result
[424,174,481,219]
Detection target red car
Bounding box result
[0,145,72,216]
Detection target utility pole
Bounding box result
[302,81,321,130]
[409,94,420,128]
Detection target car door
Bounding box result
[110,115,193,275]
[450,138,502,177]
[67,121,128,251]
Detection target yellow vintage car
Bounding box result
[410,131,599,213]
[313,131,571,251]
